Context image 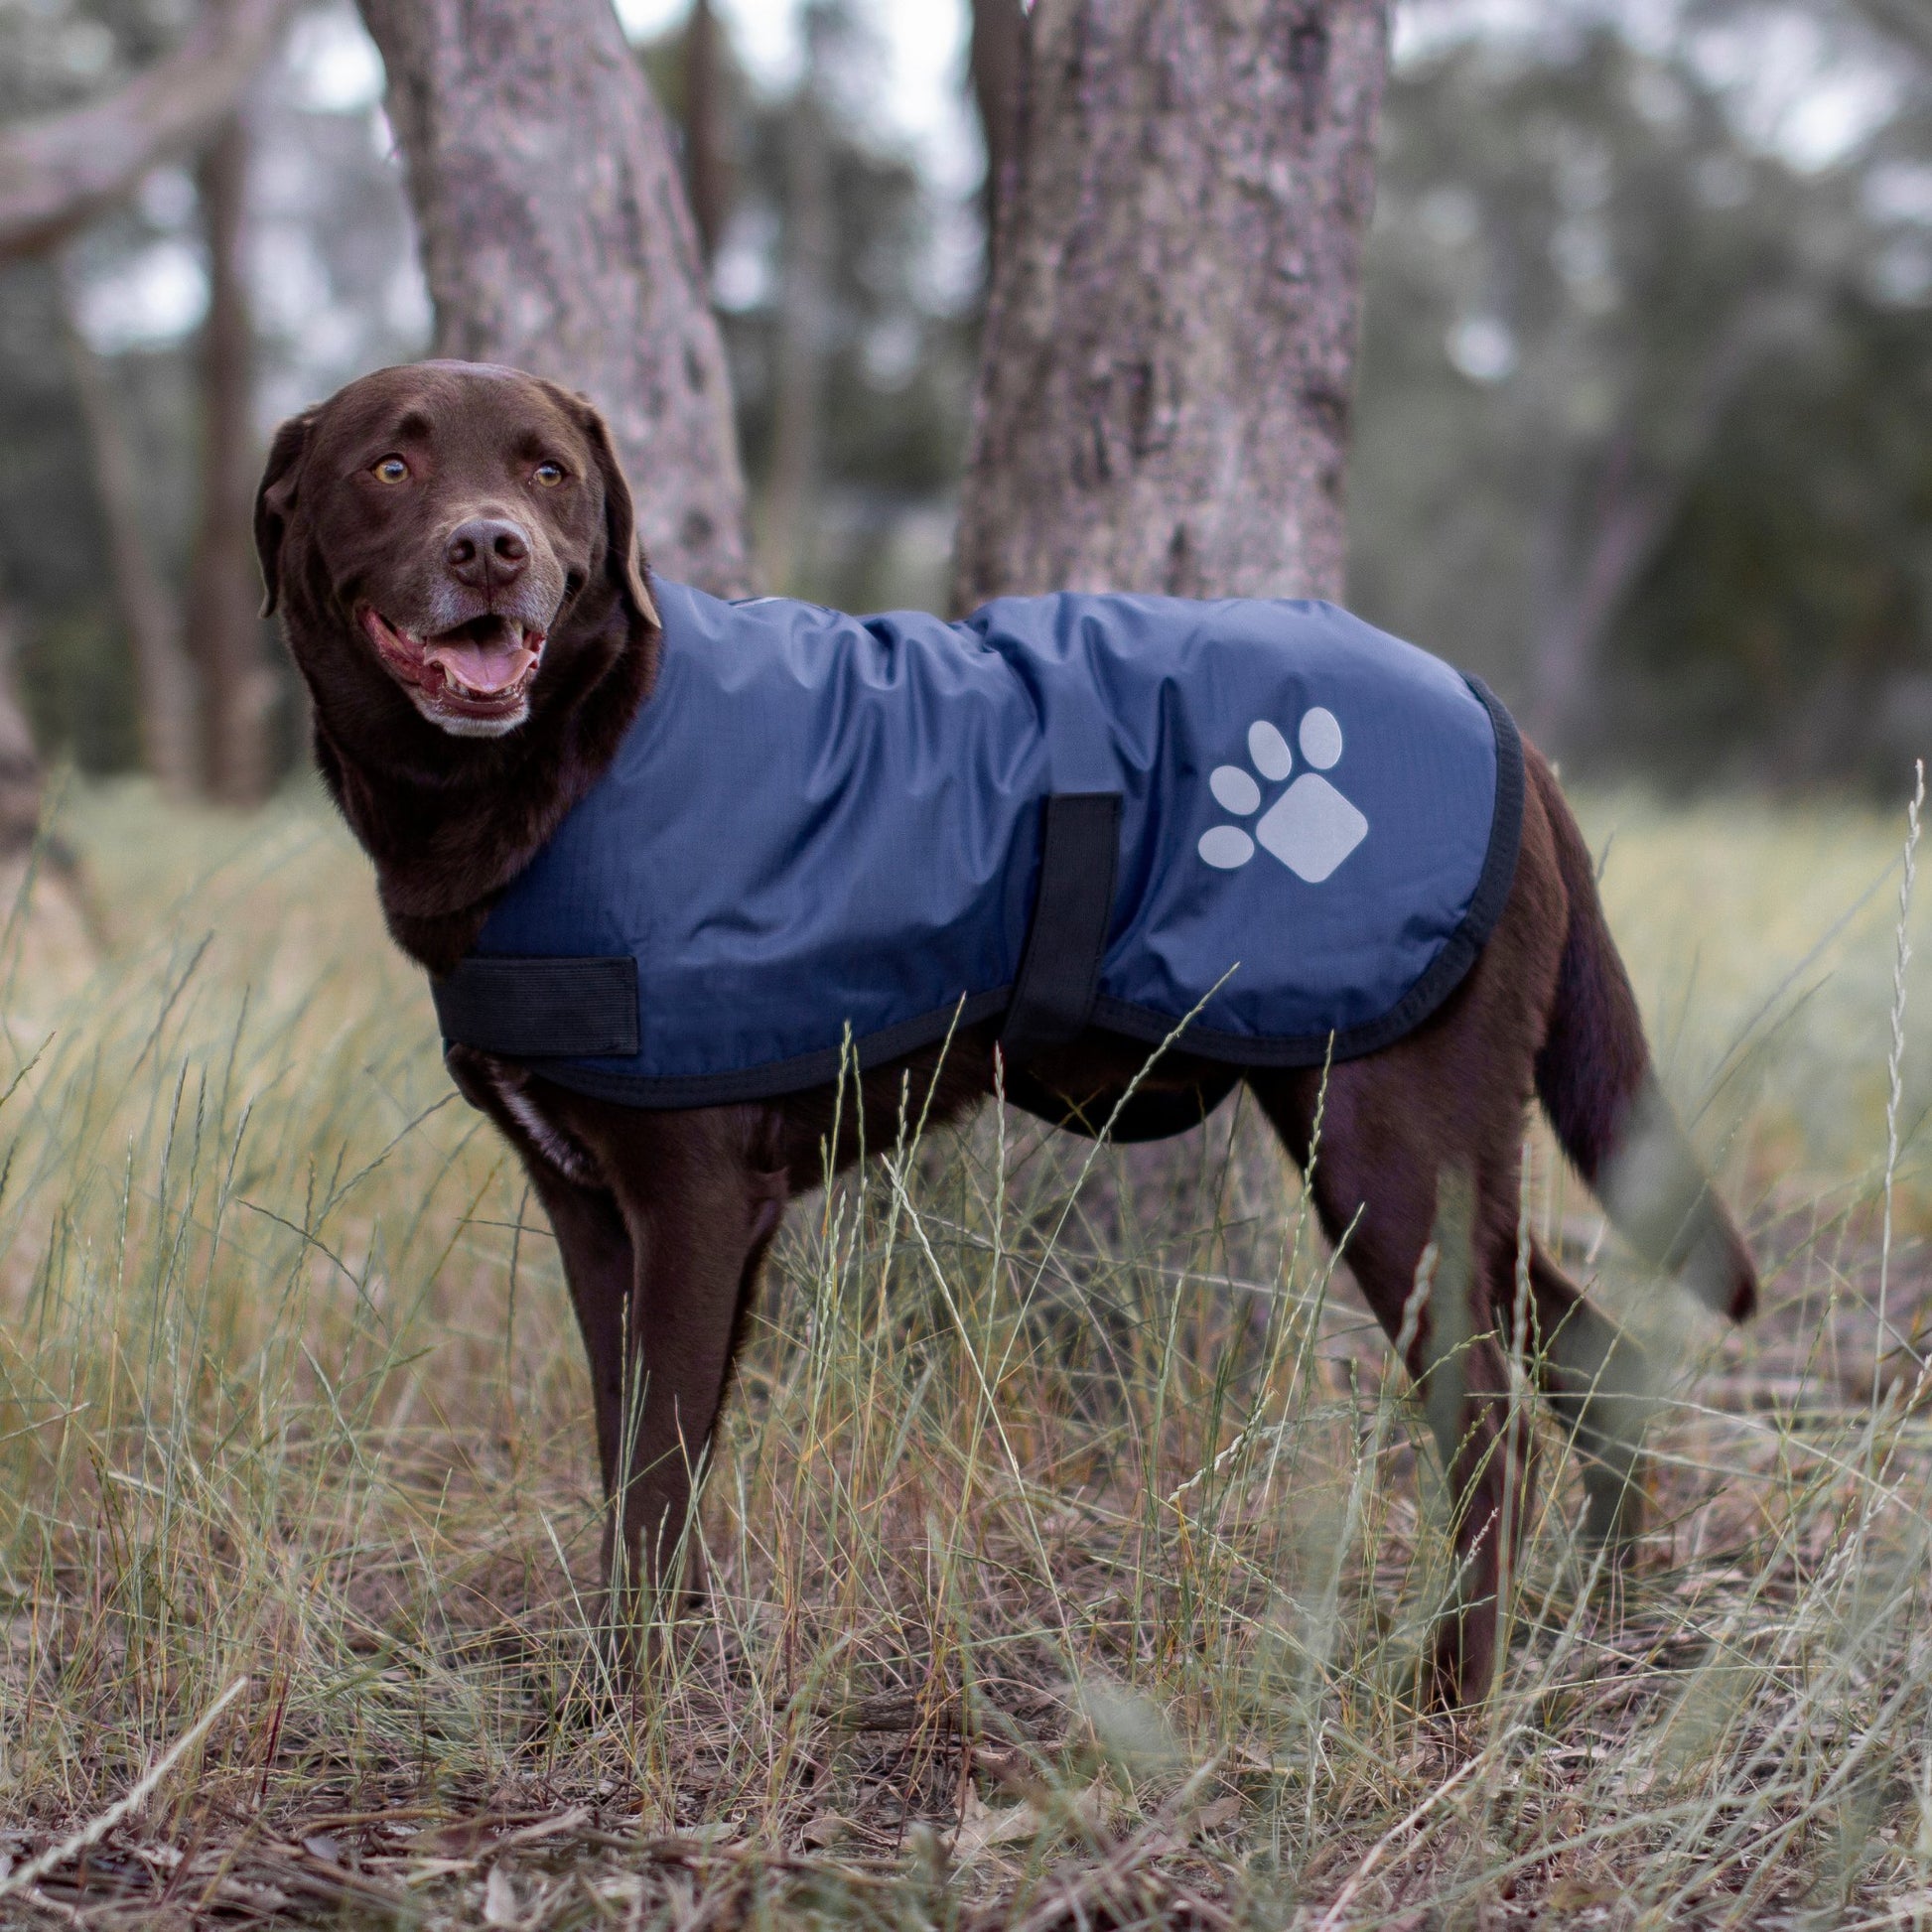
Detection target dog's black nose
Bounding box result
[445,517,529,590]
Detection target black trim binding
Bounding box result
[999,792,1121,1064]
[1002,1067,1242,1142]
[430,677,1525,1118]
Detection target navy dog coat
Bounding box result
[430,581,1523,1136]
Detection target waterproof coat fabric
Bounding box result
[430,580,1524,1110]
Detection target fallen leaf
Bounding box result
[972,1744,1041,1794]
[1548,1876,1618,1911]
[496,1807,589,1850]
[301,1834,342,1863]
[400,1859,476,1886]
[953,1789,1040,1859]
[802,1812,856,1849]
[1193,1793,1243,1834]
[483,1863,519,1928]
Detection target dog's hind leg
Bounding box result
[1250,1062,1532,1711]
[1496,1239,1651,1554]
[1527,747,1757,1322]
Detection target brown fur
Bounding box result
[258,362,1757,1709]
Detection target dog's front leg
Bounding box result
[556,1102,788,1652]
[446,1050,788,1661]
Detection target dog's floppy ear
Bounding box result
[254,409,317,618]
[562,390,660,631]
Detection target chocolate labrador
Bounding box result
[254,360,1756,1707]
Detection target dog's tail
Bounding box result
[1529,749,1757,1321]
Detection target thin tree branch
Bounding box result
[1526,290,1812,753]
[56,276,197,796]
[0,0,293,260]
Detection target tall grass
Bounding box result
[1,775,1931,1927]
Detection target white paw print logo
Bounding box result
[1197,708,1369,883]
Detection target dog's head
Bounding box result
[255,361,658,742]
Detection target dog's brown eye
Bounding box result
[533,461,566,486]
[371,456,409,483]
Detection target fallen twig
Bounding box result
[0,1677,248,1901]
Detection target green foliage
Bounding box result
[4,0,1932,783]
[642,3,980,613]
[0,0,424,778]
[20,605,140,770]
[1348,8,1932,781]
[1625,247,1932,781]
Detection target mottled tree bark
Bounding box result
[969,0,1026,268]
[952,0,1391,609]
[188,116,276,805]
[356,0,751,596]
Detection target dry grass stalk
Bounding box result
[0,780,1931,1928]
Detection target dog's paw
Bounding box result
[1197,708,1367,883]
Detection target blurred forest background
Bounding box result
[1,0,1929,796]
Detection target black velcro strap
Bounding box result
[430,955,639,1059]
[999,791,1122,1065]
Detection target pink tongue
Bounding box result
[425,635,536,695]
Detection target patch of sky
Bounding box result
[612,0,981,199]
[135,167,197,231]
[712,204,778,313]
[1688,5,1901,172]
[285,7,385,115]
[1417,184,1480,249]
[58,16,111,76]
[1865,164,1932,227]
[1447,314,1518,383]
[1870,240,1932,306]
[71,239,207,352]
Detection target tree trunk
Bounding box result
[684,0,729,268]
[356,0,751,596]
[952,0,1391,610]
[968,0,1026,271]
[57,279,198,797]
[759,17,833,596]
[0,590,105,960]
[188,115,275,805]
[0,595,45,862]
[1524,437,1675,760]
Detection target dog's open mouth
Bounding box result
[361,609,546,726]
